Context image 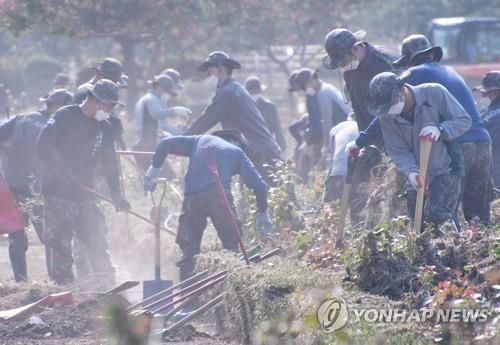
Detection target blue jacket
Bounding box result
[0,110,50,192]
[151,135,268,212]
[356,60,490,147]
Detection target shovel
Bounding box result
[143,181,173,302]
[203,149,250,265]
[413,139,433,233]
[335,156,357,249]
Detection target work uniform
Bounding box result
[343,43,398,227]
[0,111,49,281]
[380,84,471,227]
[150,135,267,281]
[359,59,492,224]
[254,97,287,154]
[185,78,281,183]
[37,105,121,285]
[482,97,500,187]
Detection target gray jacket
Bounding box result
[380,83,471,182]
[135,90,178,142]
[185,78,281,156]
[316,81,352,147]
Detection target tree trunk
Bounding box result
[116,36,138,120]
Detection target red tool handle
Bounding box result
[203,149,250,265]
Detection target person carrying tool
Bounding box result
[0,89,73,282]
[245,76,288,158]
[474,71,500,189]
[37,80,130,286]
[184,51,282,184]
[322,28,399,227]
[358,35,493,225]
[324,114,359,202]
[144,129,273,281]
[368,72,471,230]
[134,74,191,175]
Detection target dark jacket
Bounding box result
[152,135,268,212]
[483,97,500,185]
[344,42,398,146]
[184,78,281,157]
[37,105,121,201]
[255,97,287,152]
[0,110,50,192]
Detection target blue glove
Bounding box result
[255,211,274,236]
[144,166,161,196]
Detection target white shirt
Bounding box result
[329,120,358,176]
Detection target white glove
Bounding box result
[172,106,192,118]
[408,172,422,190]
[419,125,440,142]
[345,140,360,156]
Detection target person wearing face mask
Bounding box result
[357,35,493,225]
[475,71,500,189]
[184,51,282,184]
[244,76,287,157]
[322,28,399,228]
[37,80,130,286]
[0,89,73,282]
[133,74,191,174]
[368,72,471,231]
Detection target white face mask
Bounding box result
[206,74,218,90]
[95,110,110,121]
[250,94,261,102]
[340,59,360,72]
[305,87,316,96]
[387,100,405,116]
[161,93,171,102]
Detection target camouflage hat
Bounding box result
[53,73,70,87]
[288,71,300,92]
[367,72,404,117]
[162,68,184,89]
[322,28,367,70]
[39,88,73,106]
[473,71,500,93]
[393,34,443,67]
[198,51,241,71]
[89,79,120,106]
[91,58,128,86]
[245,76,265,94]
[148,74,181,95]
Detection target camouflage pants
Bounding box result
[43,196,115,285]
[460,142,492,224]
[176,188,239,281]
[406,173,461,230]
[349,146,383,228]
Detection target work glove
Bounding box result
[345,140,360,157]
[144,166,161,196]
[255,211,274,236]
[171,106,192,118]
[419,125,440,142]
[112,194,131,212]
[408,172,423,190]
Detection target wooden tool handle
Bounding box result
[413,139,433,233]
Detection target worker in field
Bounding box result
[144,129,273,280]
[357,34,493,225]
[37,80,130,286]
[134,73,191,175]
[322,28,399,228]
[245,76,287,159]
[0,89,73,282]
[184,51,282,184]
[368,72,471,231]
[474,71,500,189]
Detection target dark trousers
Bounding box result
[247,149,283,186]
[406,173,461,231]
[8,189,46,282]
[349,146,383,228]
[460,142,492,224]
[43,196,115,285]
[176,188,240,281]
